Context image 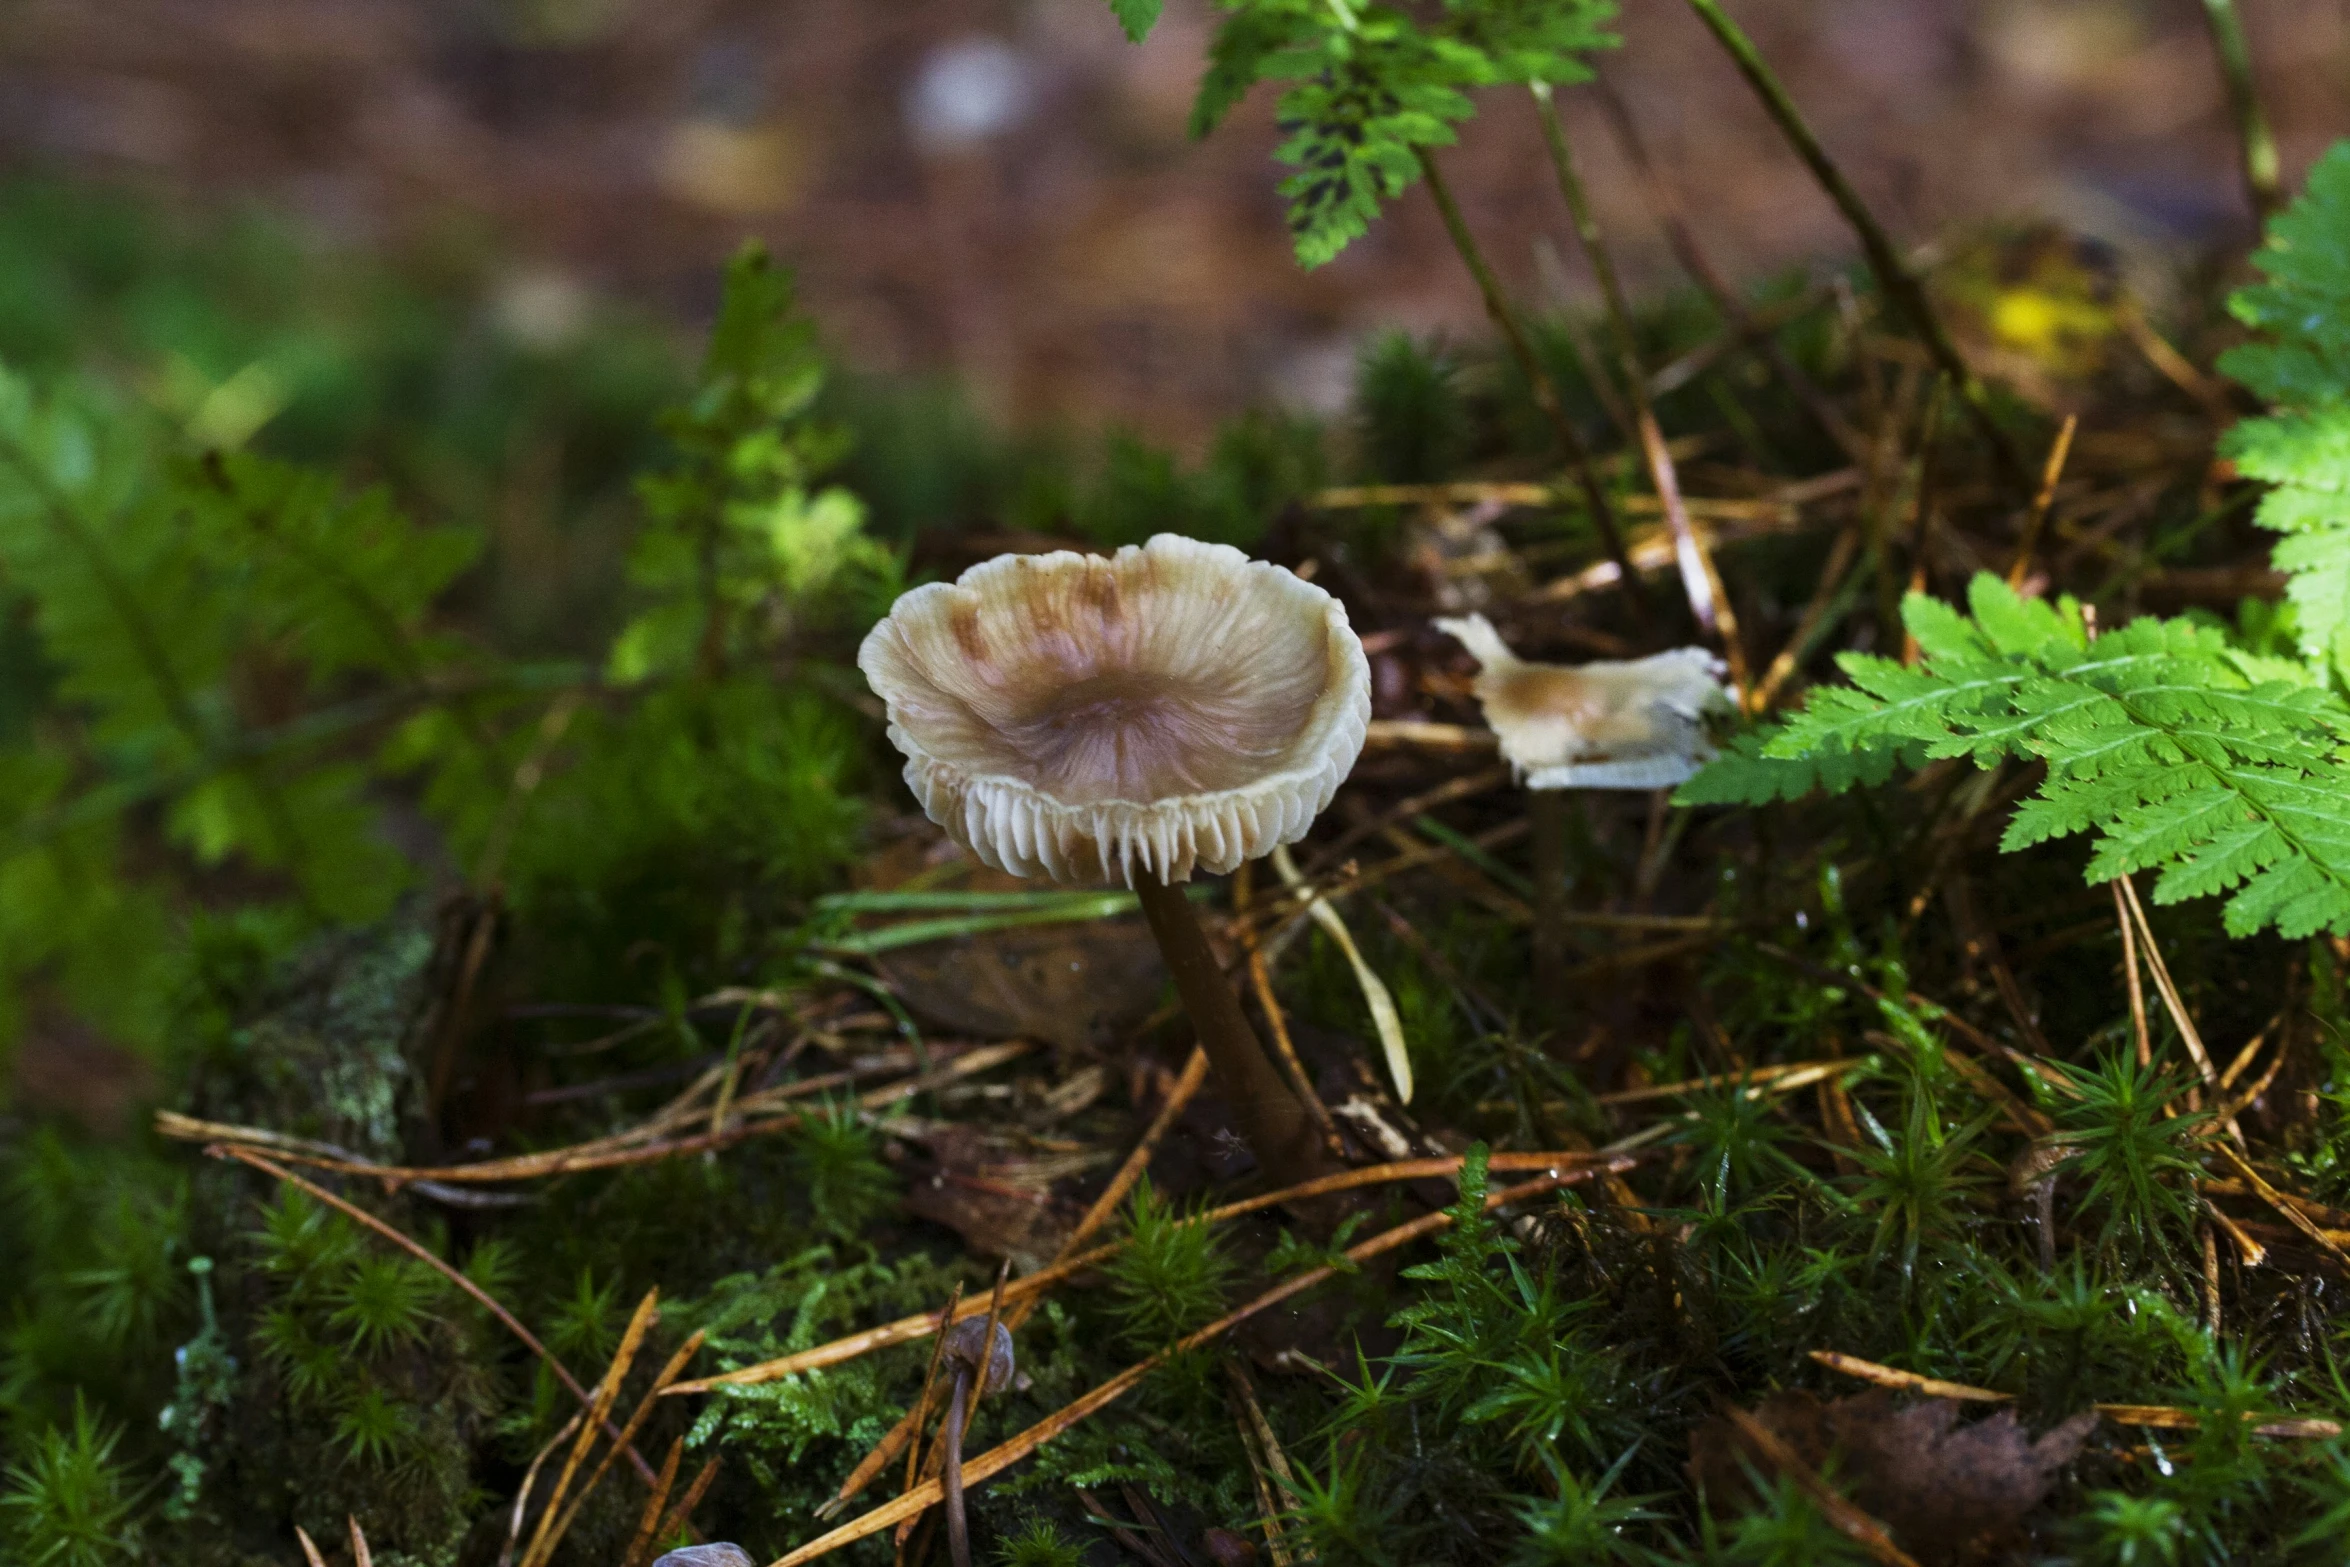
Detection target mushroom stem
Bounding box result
[941,1372,972,1567]
[1133,872,1333,1190]
[1530,792,1571,1012]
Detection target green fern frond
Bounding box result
[2221,143,2350,671]
[1163,0,1618,268]
[1682,574,2350,938]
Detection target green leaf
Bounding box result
[1684,571,2350,938]
[1106,0,1164,43]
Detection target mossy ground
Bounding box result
[5,167,2350,1567]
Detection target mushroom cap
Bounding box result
[1435,614,1732,790]
[652,1548,754,1567]
[942,1314,1017,1392]
[860,535,1370,885]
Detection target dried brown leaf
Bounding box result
[877,922,1165,1054]
[1691,1389,2097,1566]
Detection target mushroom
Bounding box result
[860,535,1370,1187]
[651,1548,753,1567]
[1433,613,1732,989]
[937,1314,1016,1567]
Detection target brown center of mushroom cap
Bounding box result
[874,548,1333,805]
[992,669,1313,804]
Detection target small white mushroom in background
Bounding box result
[1433,613,1732,790]
[1434,613,1734,1001]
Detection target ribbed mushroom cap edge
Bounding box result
[860,535,1370,885]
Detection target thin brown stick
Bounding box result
[2006,413,2079,587]
[668,1151,1634,1396]
[1753,523,1862,711]
[295,1527,329,1567]
[1021,1047,1210,1327]
[900,1283,963,1503]
[349,1520,374,1567]
[2207,1199,2269,1269]
[2210,1141,2349,1265]
[1678,0,2031,494]
[620,1439,685,1567]
[647,1459,723,1557]
[2099,1404,2340,1439]
[2117,876,2234,1138]
[2116,882,2153,1070]
[1809,1351,2340,1437]
[1301,766,1514,882]
[1227,1362,1298,1567]
[1531,81,1721,643]
[1248,950,1346,1157]
[212,1144,658,1484]
[167,1044,1030,1186]
[520,1290,660,1567]
[501,1413,586,1567]
[1808,1350,2007,1402]
[529,1330,705,1567]
[2198,0,2282,220]
[1719,1405,1921,1567]
[761,1170,1599,1567]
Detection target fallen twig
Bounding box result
[760,1169,1599,1567]
[666,1153,1635,1396]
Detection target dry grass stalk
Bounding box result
[2210,1141,2349,1266]
[761,1169,1601,1567]
[668,1153,1635,1397]
[1720,1405,1922,1567]
[500,1413,585,1567]
[518,1289,661,1567]
[619,1439,685,1567]
[1808,1350,2009,1402]
[832,1048,1215,1525]
[1752,522,1862,711]
[1300,765,1513,883]
[164,1042,1031,1187]
[1814,1351,2342,1438]
[294,1526,328,1567]
[629,1458,724,1567]
[2006,414,2081,587]
[2115,877,2226,1107]
[2206,1201,2269,1269]
[2099,1404,2340,1439]
[212,1144,660,1483]
[525,1329,707,1566]
[1227,1361,1300,1567]
[1031,1046,1213,1310]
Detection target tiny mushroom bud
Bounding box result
[938,1315,1017,1567]
[861,535,1371,1187]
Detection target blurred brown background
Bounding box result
[6,0,2341,447]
